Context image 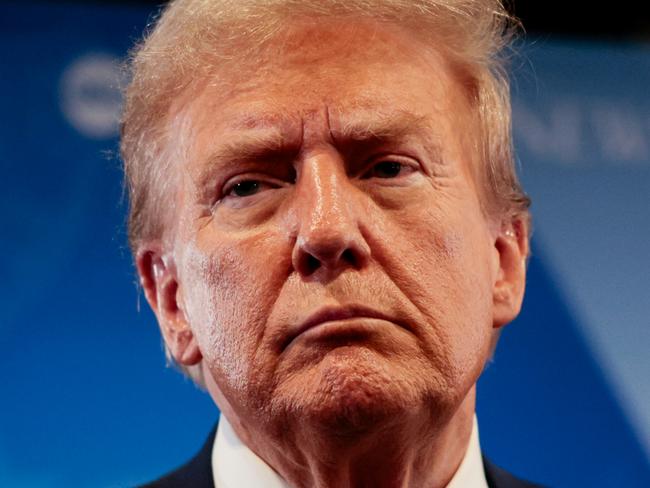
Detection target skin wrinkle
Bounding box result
[136,16,529,488]
[250,232,292,368]
[183,80,449,216]
[123,1,530,257]
[358,163,486,376]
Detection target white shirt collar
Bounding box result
[446,415,489,488]
[212,414,488,488]
[212,415,289,488]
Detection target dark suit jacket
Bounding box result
[139,426,544,488]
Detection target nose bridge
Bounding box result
[291,148,370,278]
[299,150,351,232]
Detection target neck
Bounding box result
[224,389,476,488]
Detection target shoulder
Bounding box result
[483,456,547,488]
[136,426,217,488]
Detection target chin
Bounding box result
[270,345,452,436]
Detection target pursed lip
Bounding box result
[282,304,405,351]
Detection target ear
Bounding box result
[136,244,202,366]
[492,217,529,329]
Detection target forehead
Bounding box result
[174,17,477,172]
[196,20,465,104]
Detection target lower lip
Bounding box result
[295,317,397,343]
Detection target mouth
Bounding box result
[282,304,406,351]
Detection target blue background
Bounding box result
[1,2,649,487]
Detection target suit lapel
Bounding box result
[483,455,545,488]
[138,425,217,488]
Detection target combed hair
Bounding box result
[121,0,530,380]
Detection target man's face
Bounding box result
[164,19,508,434]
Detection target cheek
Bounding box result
[369,197,495,370]
[178,227,292,389]
[377,198,491,291]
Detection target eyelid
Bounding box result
[219,173,287,202]
[360,154,420,177]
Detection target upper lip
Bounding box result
[283,304,402,350]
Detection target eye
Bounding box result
[223,178,279,199]
[229,180,263,197]
[219,176,284,206]
[363,160,413,179]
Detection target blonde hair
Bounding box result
[121,0,529,381]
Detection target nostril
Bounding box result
[293,235,370,278]
[305,254,321,275]
[341,248,357,267]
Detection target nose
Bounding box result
[291,150,370,280]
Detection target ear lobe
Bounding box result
[492,218,529,329]
[136,246,203,367]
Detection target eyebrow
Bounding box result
[330,110,443,170]
[188,129,300,193]
[189,109,438,190]
[208,132,300,165]
[331,110,432,143]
